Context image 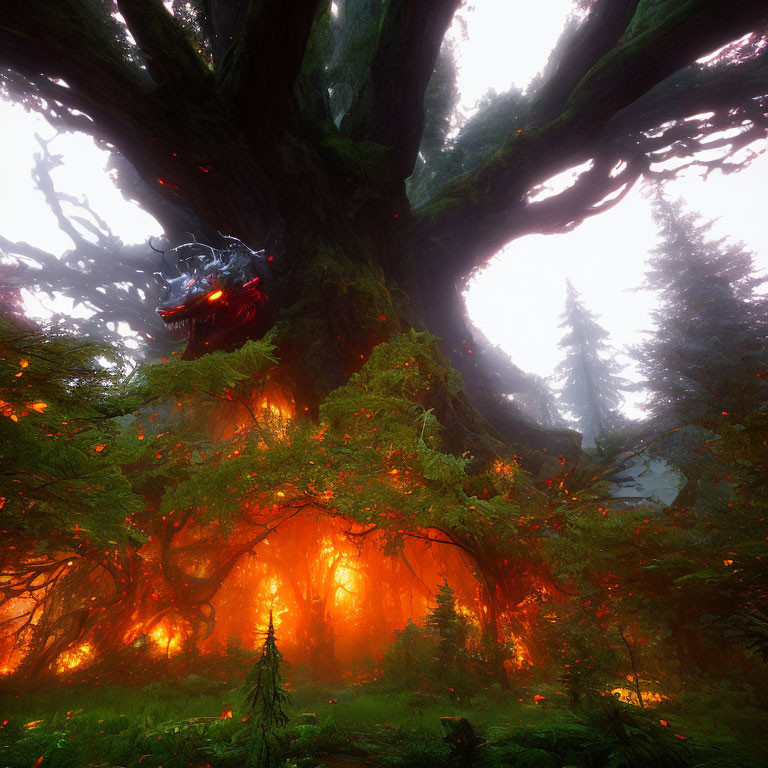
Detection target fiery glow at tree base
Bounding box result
[1,510,535,680]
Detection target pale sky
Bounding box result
[1,1,766,418]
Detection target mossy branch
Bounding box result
[413,0,768,273]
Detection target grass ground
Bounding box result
[1,677,767,768]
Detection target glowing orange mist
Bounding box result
[203,514,485,676]
[55,643,93,673]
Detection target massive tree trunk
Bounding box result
[104,110,579,463]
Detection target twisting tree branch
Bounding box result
[116,0,212,94]
[0,134,170,353]
[0,1,153,144]
[342,0,461,182]
[531,0,641,124]
[413,0,768,275]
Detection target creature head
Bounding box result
[156,236,271,356]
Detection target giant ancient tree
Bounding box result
[2,0,768,682]
[2,0,768,454]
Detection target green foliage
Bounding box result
[0,314,141,549]
[244,614,291,729]
[289,715,348,760]
[383,619,436,691]
[118,336,282,527]
[383,583,484,702]
[665,414,768,663]
[485,699,696,768]
[243,614,291,767]
[312,330,527,550]
[420,41,460,164]
[142,338,277,397]
[408,86,529,208]
[3,682,766,768]
[541,402,768,686]
[425,583,470,676]
[623,0,684,42]
[3,303,767,761]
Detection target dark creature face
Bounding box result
[156,237,272,356]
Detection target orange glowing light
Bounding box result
[252,574,288,635]
[260,399,291,420]
[208,290,223,302]
[455,602,481,628]
[611,688,666,706]
[1,399,49,418]
[503,632,532,668]
[148,622,183,656]
[199,513,490,675]
[221,708,233,719]
[333,558,357,604]
[55,643,93,673]
[228,395,295,444]
[493,459,515,476]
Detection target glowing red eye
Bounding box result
[208,290,223,302]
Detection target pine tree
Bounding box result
[637,196,768,423]
[0,313,142,548]
[382,619,432,690]
[556,280,625,446]
[244,612,291,768]
[425,582,468,673]
[511,373,565,429]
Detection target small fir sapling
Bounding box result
[243,611,291,768]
